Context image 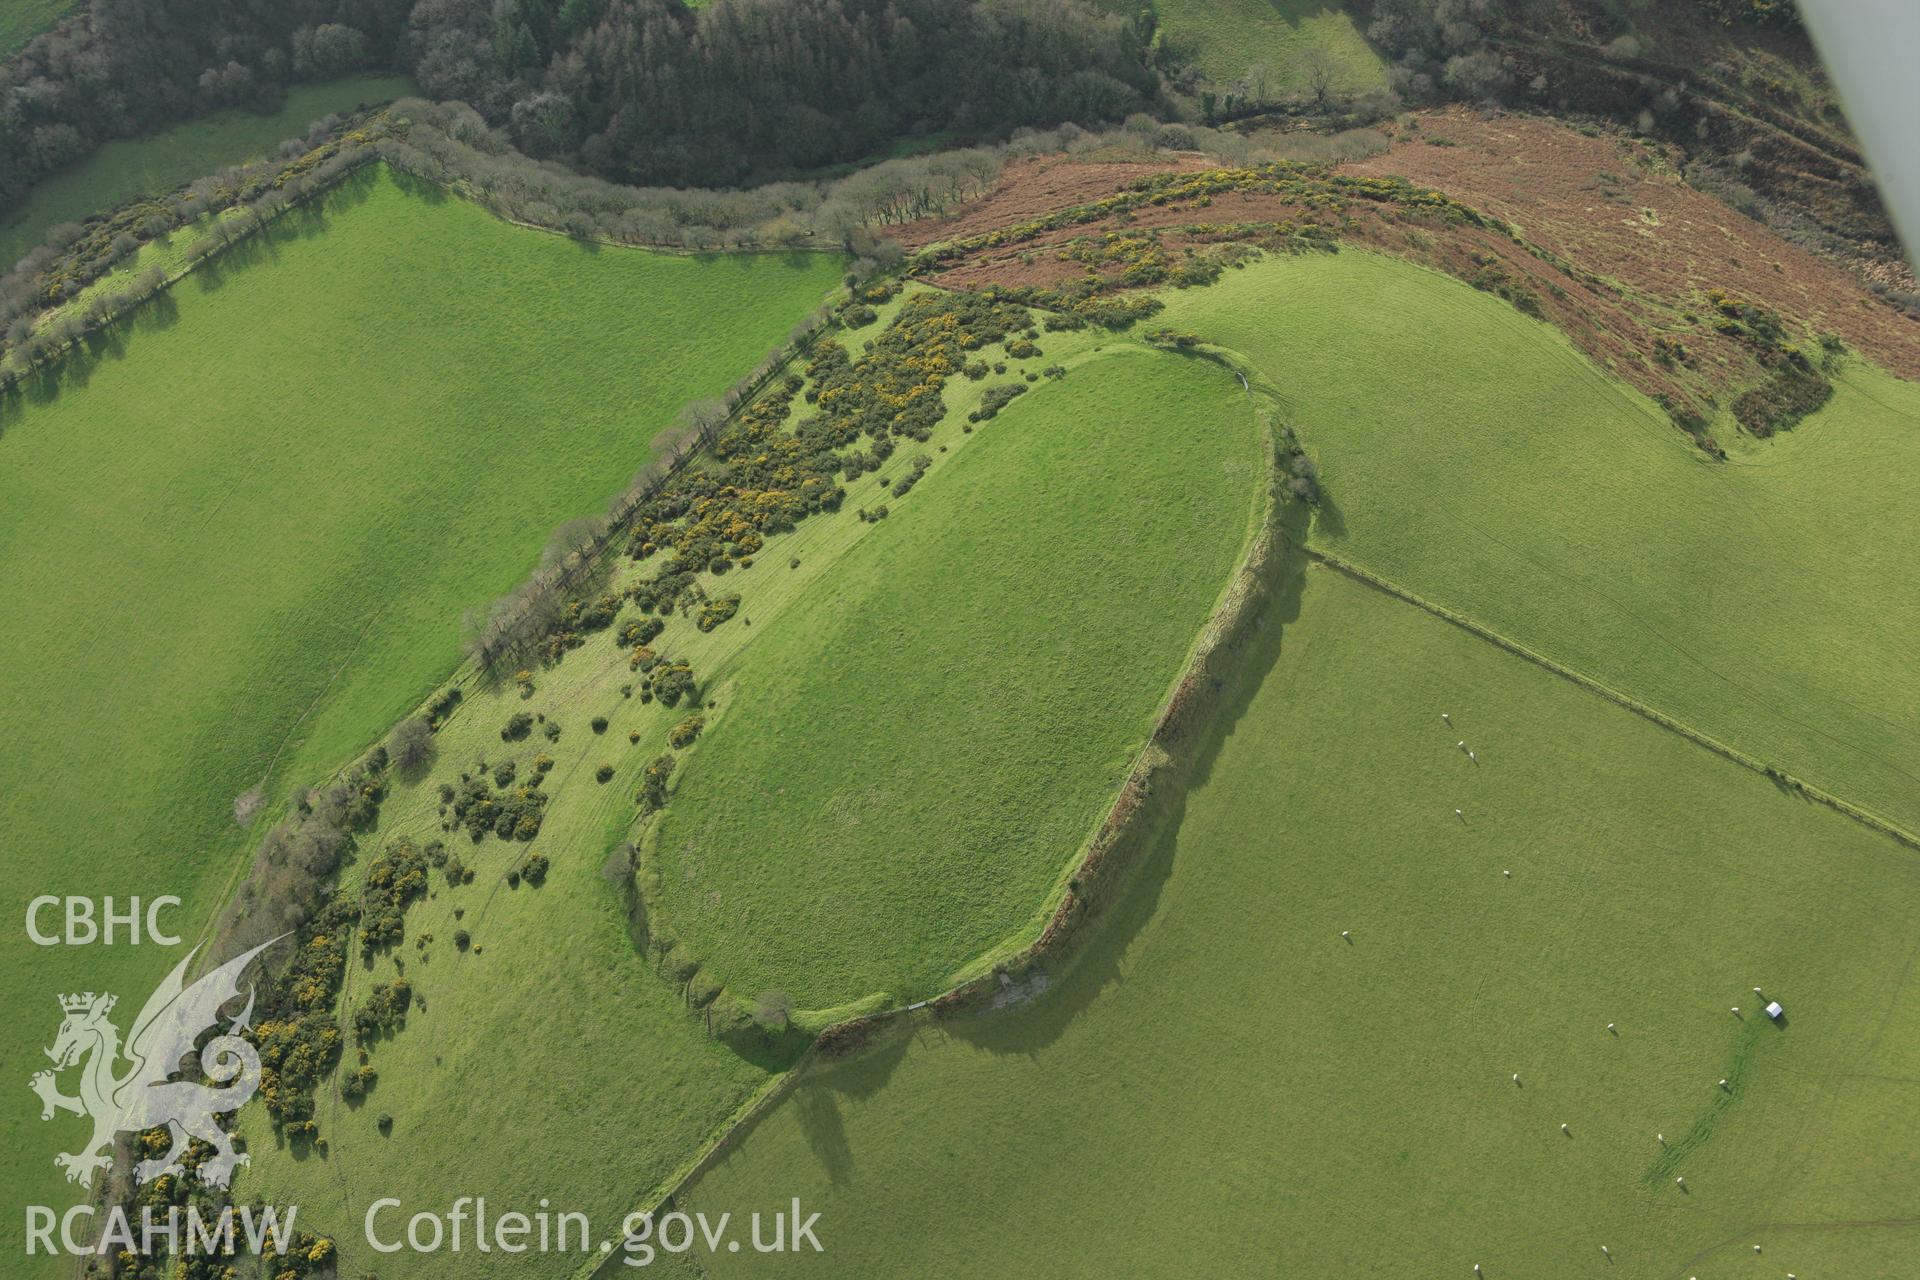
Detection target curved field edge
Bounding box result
[646,254,1920,1271]
[1152,249,1920,841]
[639,342,1271,1018]
[937,346,1287,998]
[582,356,1287,1268]
[671,559,1920,1280]
[0,168,843,1248]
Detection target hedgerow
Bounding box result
[0,110,391,381]
[608,293,1033,733]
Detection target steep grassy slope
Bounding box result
[0,167,841,1256]
[1158,251,1920,838]
[0,73,414,268]
[240,327,1262,1277]
[1104,0,1385,93]
[648,348,1263,1010]
[681,564,1920,1278]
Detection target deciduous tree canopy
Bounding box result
[3,0,1154,220]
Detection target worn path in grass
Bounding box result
[0,167,841,1260]
[1157,251,1920,840]
[680,562,1920,1278]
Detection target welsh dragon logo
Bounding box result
[29,936,282,1189]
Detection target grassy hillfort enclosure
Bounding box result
[5,2,1919,1277]
[237,316,1266,1279]
[0,167,842,1256]
[680,563,1920,1278]
[648,347,1261,1010]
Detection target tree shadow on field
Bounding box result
[0,287,179,427]
[192,182,353,293]
[723,249,825,273]
[1265,0,1348,27]
[0,173,370,432]
[792,1079,855,1187]
[943,505,1312,1061]
[785,1024,913,1187]
[190,163,375,296]
[1312,484,1347,539]
[388,168,449,206]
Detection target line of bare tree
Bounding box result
[1,112,385,385]
[460,299,835,674]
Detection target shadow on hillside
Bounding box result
[793,1085,854,1186]
[769,499,1314,1118]
[684,510,1317,1196]
[1313,485,1347,538]
[673,470,1323,1207]
[388,168,449,206]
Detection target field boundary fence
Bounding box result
[1307,548,1920,854]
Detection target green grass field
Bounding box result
[240,320,1265,1277]
[1156,251,1920,839]
[0,167,841,1259]
[0,73,415,269]
[681,563,1920,1278]
[649,347,1263,1011]
[1106,0,1385,94]
[0,0,76,57]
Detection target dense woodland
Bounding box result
[434,0,1159,185]
[1,0,1155,211]
[0,0,410,206]
[0,0,1861,271]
